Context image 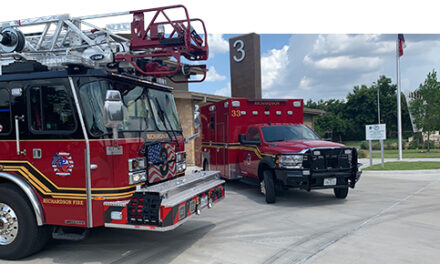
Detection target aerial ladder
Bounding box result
[0,5,208,82]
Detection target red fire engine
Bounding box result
[197,98,361,203]
[0,5,224,259]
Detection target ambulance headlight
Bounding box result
[128,157,146,172]
[277,154,303,169]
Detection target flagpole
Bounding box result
[396,35,403,160]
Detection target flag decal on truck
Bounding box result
[51,152,74,176]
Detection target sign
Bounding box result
[229,33,261,99]
[366,124,386,140]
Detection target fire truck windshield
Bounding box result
[79,79,181,136]
[148,89,182,131]
[261,125,320,142]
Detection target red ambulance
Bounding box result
[198,98,361,203]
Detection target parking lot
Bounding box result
[6,169,440,264]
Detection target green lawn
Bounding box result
[368,149,440,158]
[363,161,440,170]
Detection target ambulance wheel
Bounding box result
[261,170,276,204]
[0,183,51,259]
[334,187,349,199]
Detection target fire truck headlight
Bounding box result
[278,154,303,169]
[176,152,187,173]
[129,171,147,185]
[176,152,186,163]
[129,158,146,172]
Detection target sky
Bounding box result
[191,34,440,101]
[2,0,439,102]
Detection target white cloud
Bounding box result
[307,56,383,71]
[261,45,289,94]
[214,83,231,97]
[311,34,394,57]
[205,66,226,82]
[207,34,229,55]
[299,76,313,90]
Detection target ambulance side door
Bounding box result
[239,127,261,179]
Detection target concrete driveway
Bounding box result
[6,169,440,264]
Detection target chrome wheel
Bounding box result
[260,180,266,195]
[0,203,19,245]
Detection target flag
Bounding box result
[398,34,406,57]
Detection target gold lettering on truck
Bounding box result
[146,133,169,140]
[43,199,84,206]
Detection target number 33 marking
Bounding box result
[233,40,245,62]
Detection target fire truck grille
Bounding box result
[309,149,352,171]
[127,192,161,226]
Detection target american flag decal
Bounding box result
[147,143,176,184]
[51,152,74,176]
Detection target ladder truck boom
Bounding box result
[0,5,208,82]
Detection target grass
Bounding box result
[367,149,440,159]
[363,161,440,170]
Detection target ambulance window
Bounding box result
[0,88,11,134]
[29,85,76,132]
[246,127,260,141]
[210,116,215,130]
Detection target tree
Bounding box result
[409,70,440,152]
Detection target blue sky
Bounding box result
[189,34,440,101]
[2,0,439,102]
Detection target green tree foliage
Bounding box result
[306,75,412,141]
[409,70,440,152]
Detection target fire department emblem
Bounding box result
[51,152,74,176]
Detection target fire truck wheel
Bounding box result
[334,187,349,199]
[262,170,276,204]
[0,183,50,260]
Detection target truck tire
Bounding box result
[334,187,349,199]
[262,170,276,204]
[0,183,51,260]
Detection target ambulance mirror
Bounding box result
[103,90,124,129]
[238,134,246,144]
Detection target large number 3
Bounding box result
[233,40,245,63]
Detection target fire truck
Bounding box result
[0,6,225,259]
[197,98,361,203]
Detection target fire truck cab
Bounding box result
[198,98,361,204]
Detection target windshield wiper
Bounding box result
[154,98,178,144]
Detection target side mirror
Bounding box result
[103,90,123,139]
[185,104,201,143]
[238,134,246,144]
[194,104,201,130]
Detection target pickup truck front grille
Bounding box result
[307,148,352,171]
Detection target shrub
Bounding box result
[358,150,368,158]
[424,140,437,149]
[360,141,368,150]
[408,140,421,149]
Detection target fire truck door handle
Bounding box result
[14,115,26,156]
[90,164,98,170]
